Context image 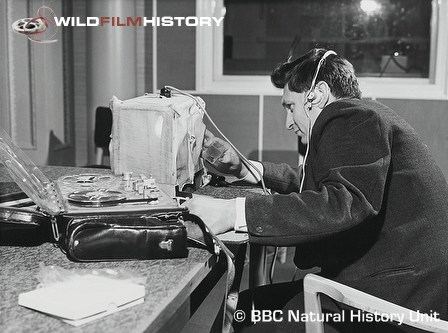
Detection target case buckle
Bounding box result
[152,212,182,222]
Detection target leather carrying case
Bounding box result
[0,206,189,261]
[57,211,188,262]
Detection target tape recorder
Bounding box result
[0,88,210,261]
[0,126,182,217]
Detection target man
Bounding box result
[185,48,448,332]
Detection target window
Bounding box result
[196,0,448,99]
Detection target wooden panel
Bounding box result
[30,1,66,165]
[157,0,196,90]
[378,99,448,179]
[262,95,299,166]
[144,1,154,93]
[60,1,75,166]
[72,0,88,166]
[200,94,259,159]
[136,0,146,95]
[7,0,35,149]
[0,1,10,132]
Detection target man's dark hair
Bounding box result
[271,48,362,99]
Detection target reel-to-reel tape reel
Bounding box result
[56,173,177,212]
[67,189,127,207]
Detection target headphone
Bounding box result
[305,50,337,113]
[300,50,336,193]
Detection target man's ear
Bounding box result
[312,81,331,108]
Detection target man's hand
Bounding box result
[182,194,236,235]
[202,130,248,178]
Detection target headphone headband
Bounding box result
[309,50,337,93]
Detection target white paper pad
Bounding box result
[18,275,145,326]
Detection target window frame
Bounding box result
[196,0,448,99]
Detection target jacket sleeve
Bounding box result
[245,108,391,246]
[260,162,303,194]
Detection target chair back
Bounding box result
[94,107,112,166]
[303,273,448,333]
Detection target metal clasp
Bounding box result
[152,212,182,222]
[159,239,173,251]
[51,216,60,241]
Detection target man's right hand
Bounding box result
[202,130,248,178]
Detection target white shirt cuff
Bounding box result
[234,197,247,233]
[240,160,264,184]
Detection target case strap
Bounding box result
[184,213,238,333]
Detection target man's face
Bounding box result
[281,85,310,145]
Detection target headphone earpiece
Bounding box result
[307,91,315,101]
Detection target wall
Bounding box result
[197,94,448,178]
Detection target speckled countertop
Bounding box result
[0,244,215,333]
[0,166,217,333]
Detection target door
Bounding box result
[0,0,74,166]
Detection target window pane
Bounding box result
[223,0,433,78]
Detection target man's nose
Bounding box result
[286,112,294,130]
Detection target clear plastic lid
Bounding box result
[0,127,64,215]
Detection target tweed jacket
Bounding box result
[245,98,448,317]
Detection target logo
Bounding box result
[12,6,58,43]
[12,6,224,43]
[52,16,224,27]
